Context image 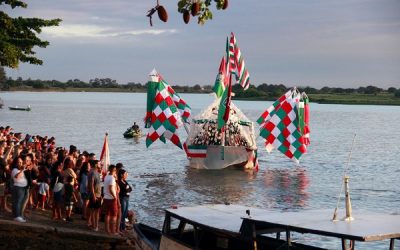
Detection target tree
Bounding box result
[0,0,61,68]
[395,89,400,98]
[0,66,6,89]
[364,85,382,95]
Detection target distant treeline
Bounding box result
[1,77,400,99]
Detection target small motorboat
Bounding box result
[123,127,142,138]
[9,105,31,111]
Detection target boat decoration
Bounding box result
[257,88,310,163]
[144,69,191,149]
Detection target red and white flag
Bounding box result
[100,133,110,177]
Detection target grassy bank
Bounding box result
[3,87,400,106]
[233,93,400,106]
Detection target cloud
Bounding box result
[42,24,178,39]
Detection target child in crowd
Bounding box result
[37,180,50,210]
[64,175,77,222]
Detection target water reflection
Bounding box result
[263,168,310,209]
[184,168,257,204]
[134,173,181,228]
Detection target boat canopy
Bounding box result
[187,98,257,150]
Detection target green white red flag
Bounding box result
[212,56,227,98]
[145,69,190,149]
[217,74,232,130]
[257,90,293,127]
[257,89,310,162]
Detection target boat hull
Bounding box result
[123,129,142,138]
[9,106,31,111]
[159,236,192,250]
[188,145,254,170]
[132,223,161,250]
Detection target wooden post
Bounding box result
[344,176,354,221]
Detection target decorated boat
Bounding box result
[184,98,257,170]
[143,33,310,170]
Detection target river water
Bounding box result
[1,91,399,249]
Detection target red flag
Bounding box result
[100,133,110,178]
[223,76,232,125]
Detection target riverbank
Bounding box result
[2,88,400,106]
[0,208,136,249]
[235,92,400,106]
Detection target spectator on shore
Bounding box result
[103,164,118,235]
[115,170,121,234]
[0,158,11,214]
[118,169,132,232]
[62,157,77,183]
[79,162,89,220]
[37,179,50,210]
[87,160,101,231]
[51,161,64,220]
[11,156,28,222]
[23,153,38,211]
[64,176,77,222]
[68,145,79,165]
[0,144,12,214]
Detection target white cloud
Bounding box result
[42,25,178,39]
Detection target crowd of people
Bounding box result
[0,125,133,236]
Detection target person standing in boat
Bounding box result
[131,122,139,132]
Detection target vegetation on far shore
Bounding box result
[0,74,399,106]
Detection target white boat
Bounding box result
[184,98,257,170]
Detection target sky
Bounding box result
[3,0,400,89]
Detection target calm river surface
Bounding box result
[1,91,399,249]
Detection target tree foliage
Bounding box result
[177,0,228,25]
[0,0,61,68]
[395,89,400,98]
[149,0,229,25]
